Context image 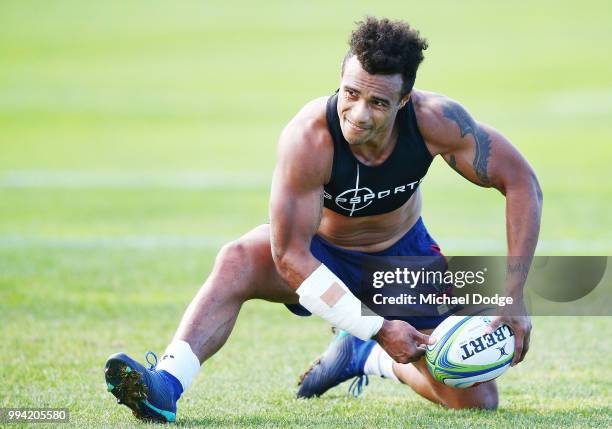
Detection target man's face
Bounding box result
[338,55,408,146]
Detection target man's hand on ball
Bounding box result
[373,319,436,364]
[485,298,532,366]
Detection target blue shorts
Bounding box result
[285,217,450,330]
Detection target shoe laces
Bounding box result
[145,351,158,370]
[348,374,369,398]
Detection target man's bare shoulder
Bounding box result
[277,96,333,184]
[281,96,331,147]
[411,89,467,155]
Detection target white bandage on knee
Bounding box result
[296,264,384,340]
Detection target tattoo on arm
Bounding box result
[443,103,492,184]
[507,261,530,282]
[448,154,469,180]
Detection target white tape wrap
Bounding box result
[296,264,384,340]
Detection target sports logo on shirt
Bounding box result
[323,164,422,216]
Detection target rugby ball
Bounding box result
[425,315,514,388]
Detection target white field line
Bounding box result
[0,235,609,253]
[444,239,612,254]
[0,171,271,189]
[542,88,612,116]
[0,172,610,253]
[0,235,230,250]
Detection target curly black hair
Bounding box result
[342,17,428,98]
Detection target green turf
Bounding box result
[1,0,611,427]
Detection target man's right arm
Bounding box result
[269,113,385,341]
[269,111,434,360]
[268,113,330,288]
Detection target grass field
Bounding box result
[1,1,611,427]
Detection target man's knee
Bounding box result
[472,389,498,410]
[214,226,270,273]
[209,232,271,299]
[445,384,498,410]
[215,240,249,273]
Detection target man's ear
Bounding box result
[399,92,412,109]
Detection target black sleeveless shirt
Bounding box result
[323,92,433,217]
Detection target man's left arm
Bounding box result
[425,97,543,366]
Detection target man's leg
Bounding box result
[105,224,298,422]
[392,356,498,409]
[298,329,498,410]
[361,327,498,409]
[171,223,298,363]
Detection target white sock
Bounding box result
[156,340,201,391]
[363,343,399,382]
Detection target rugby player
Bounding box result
[104,17,542,422]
